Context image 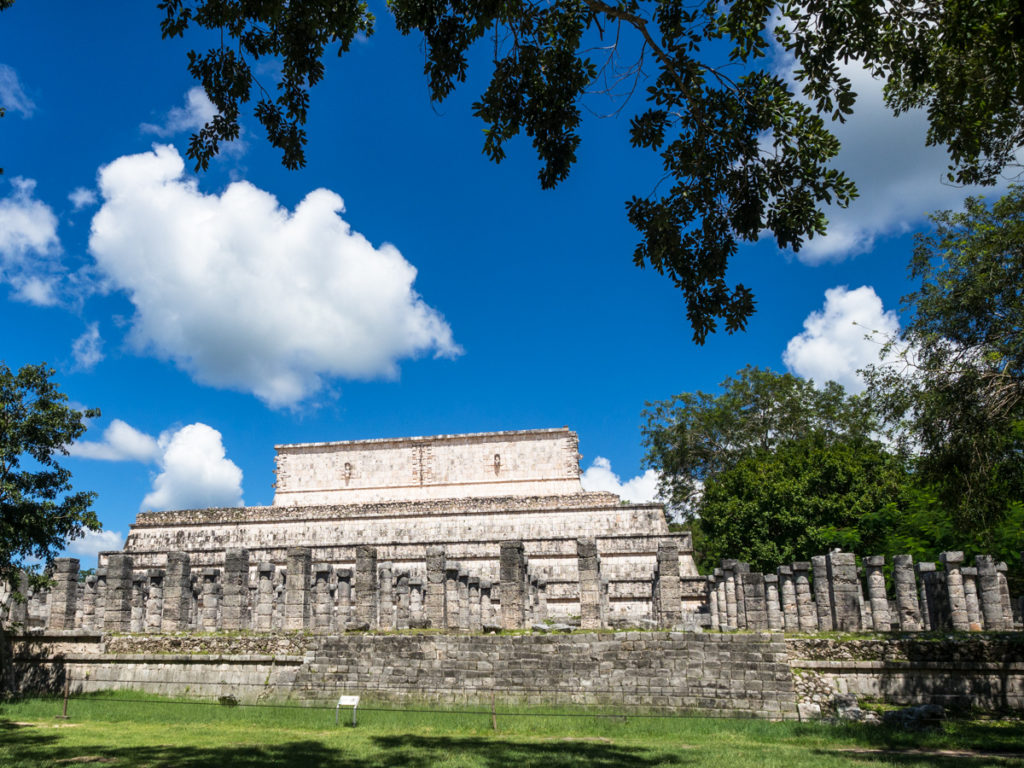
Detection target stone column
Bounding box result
[144,570,163,632]
[444,566,461,630]
[792,562,817,632]
[893,554,923,631]
[394,572,410,629]
[536,578,548,622]
[378,562,394,630]
[739,572,768,630]
[707,574,720,630]
[457,570,470,631]
[996,562,1014,629]
[500,541,526,630]
[254,563,275,631]
[353,545,378,629]
[200,569,220,630]
[81,574,98,631]
[103,554,134,633]
[94,568,108,629]
[864,556,890,632]
[576,538,602,630]
[285,547,312,631]
[132,572,150,633]
[654,540,682,628]
[733,562,749,629]
[939,551,969,631]
[6,571,29,626]
[313,563,334,631]
[764,573,783,630]
[336,568,353,627]
[480,581,494,625]
[811,555,834,632]
[46,558,80,631]
[161,552,191,632]
[914,562,936,630]
[827,551,861,631]
[409,577,423,624]
[962,566,982,630]
[468,576,481,631]
[715,569,729,631]
[221,548,250,631]
[721,560,739,630]
[424,546,447,629]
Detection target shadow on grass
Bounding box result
[0,720,689,768]
[797,720,1024,768]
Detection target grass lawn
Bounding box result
[1,692,1022,768]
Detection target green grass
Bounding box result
[1,691,1022,768]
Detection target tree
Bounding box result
[133,0,1023,343]
[642,367,908,570]
[0,363,100,593]
[697,433,908,571]
[863,187,1024,542]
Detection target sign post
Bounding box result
[335,694,360,726]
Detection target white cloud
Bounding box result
[775,59,1015,263]
[783,285,902,392]
[69,418,162,462]
[0,176,62,305]
[142,423,244,511]
[141,87,218,136]
[0,64,35,117]
[71,322,104,371]
[66,529,124,559]
[580,456,661,503]
[69,187,98,210]
[70,418,244,511]
[88,144,461,407]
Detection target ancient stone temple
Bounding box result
[96,428,702,626]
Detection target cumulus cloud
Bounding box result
[783,285,902,392]
[140,87,218,136]
[68,187,98,210]
[775,58,1015,263]
[66,529,124,559]
[71,322,104,371]
[580,456,661,503]
[0,177,62,305]
[70,418,244,511]
[88,144,461,407]
[142,423,244,511]
[0,64,35,117]
[69,418,162,462]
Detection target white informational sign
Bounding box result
[335,694,360,726]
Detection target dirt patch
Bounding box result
[836,747,1024,761]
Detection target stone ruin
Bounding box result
[704,550,1022,633]
[4,428,705,632]
[3,428,1021,636]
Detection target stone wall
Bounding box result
[788,636,1024,712]
[273,428,583,505]
[13,631,1024,718]
[11,631,798,719]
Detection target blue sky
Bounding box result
[1,1,1010,563]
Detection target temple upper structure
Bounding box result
[273,427,584,505]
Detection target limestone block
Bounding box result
[46,558,79,631]
[863,556,890,632]
[811,555,834,632]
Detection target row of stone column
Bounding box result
[705,551,1019,633]
[33,544,526,634]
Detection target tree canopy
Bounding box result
[135,0,1024,343]
[642,367,908,570]
[864,186,1024,540]
[0,363,100,591]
